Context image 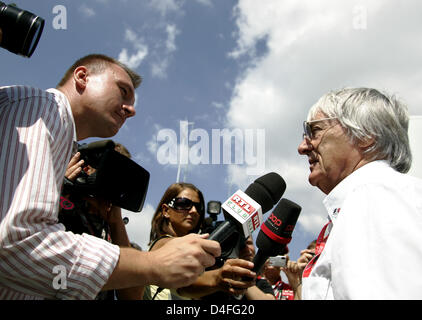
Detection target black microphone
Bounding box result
[252,198,301,274]
[208,172,286,255]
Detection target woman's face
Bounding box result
[163,188,202,237]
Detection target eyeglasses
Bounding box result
[303,117,338,140]
[168,197,204,214]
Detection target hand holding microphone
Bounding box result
[232,198,301,300]
[208,172,286,255]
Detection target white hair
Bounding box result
[308,87,412,173]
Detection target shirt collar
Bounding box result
[46,88,77,143]
[323,160,390,222]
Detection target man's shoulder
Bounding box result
[0,85,56,103]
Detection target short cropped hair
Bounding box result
[308,87,412,173]
[57,54,142,89]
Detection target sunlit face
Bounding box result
[163,188,202,237]
[83,63,136,137]
[298,111,365,194]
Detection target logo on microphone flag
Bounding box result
[222,189,263,236]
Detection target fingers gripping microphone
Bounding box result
[252,198,301,274]
[208,173,286,256]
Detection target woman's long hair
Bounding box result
[148,182,205,246]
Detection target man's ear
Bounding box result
[358,136,375,150]
[73,66,89,90]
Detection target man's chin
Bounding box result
[308,172,321,188]
[97,125,120,138]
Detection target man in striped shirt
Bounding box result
[0,54,220,299]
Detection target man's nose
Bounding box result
[298,136,312,155]
[122,104,136,118]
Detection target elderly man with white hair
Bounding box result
[297,87,422,299]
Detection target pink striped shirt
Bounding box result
[0,86,120,299]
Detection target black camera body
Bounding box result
[202,200,248,267]
[63,140,150,213]
[0,2,44,57]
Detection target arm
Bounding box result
[103,233,221,291]
[282,250,314,300]
[244,278,275,300]
[176,258,256,299]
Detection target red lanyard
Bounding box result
[315,219,331,255]
[302,218,332,278]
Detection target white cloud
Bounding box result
[226,0,422,235]
[79,4,96,18]
[151,59,170,79]
[149,0,212,16]
[146,124,163,156]
[118,29,149,70]
[195,0,213,7]
[123,203,156,250]
[165,24,179,53]
[212,102,224,109]
[149,0,183,16]
[150,24,180,79]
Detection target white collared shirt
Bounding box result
[302,160,422,299]
[0,86,120,299]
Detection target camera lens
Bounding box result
[0,2,45,57]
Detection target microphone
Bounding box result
[252,198,301,274]
[208,172,286,256]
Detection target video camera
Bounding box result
[0,2,44,57]
[62,140,150,212]
[202,200,248,266]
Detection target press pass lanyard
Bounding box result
[302,218,332,278]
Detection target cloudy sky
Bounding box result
[1,0,422,260]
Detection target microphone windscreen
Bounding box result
[254,172,286,205]
[244,183,274,213]
[256,198,301,255]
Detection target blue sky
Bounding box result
[1,0,422,261]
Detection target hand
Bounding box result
[281,249,315,291]
[282,257,302,290]
[297,249,315,271]
[217,259,256,295]
[148,234,221,289]
[65,152,84,181]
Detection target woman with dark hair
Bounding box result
[149,182,205,246]
[144,183,256,300]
